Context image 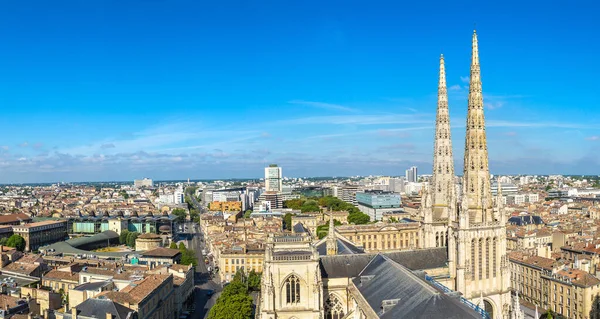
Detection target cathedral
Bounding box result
[259,31,519,319]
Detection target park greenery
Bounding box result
[1,234,26,251]
[207,269,261,319]
[118,230,140,249]
[283,195,371,227]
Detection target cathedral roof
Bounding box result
[352,254,481,319]
[319,247,448,279]
[292,222,308,234]
[315,236,364,256]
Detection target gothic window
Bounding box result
[483,300,494,318]
[478,238,483,280]
[325,294,345,319]
[445,232,448,247]
[486,238,490,278]
[471,239,476,280]
[493,237,497,277]
[436,233,439,247]
[285,275,301,304]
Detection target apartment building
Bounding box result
[97,274,176,319]
[335,221,421,252]
[216,246,265,282]
[509,252,600,319]
[13,220,67,251]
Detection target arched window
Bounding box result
[486,238,490,278]
[471,239,476,280]
[483,300,494,318]
[285,275,301,304]
[325,294,345,319]
[478,238,483,280]
[493,237,497,277]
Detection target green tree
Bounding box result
[171,208,187,223]
[126,232,139,248]
[348,212,371,225]
[301,199,320,213]
[283,199,304,210]
[243,210,252,218]
[6,234,25,251]
[181,248,198,266]
[119,190,130,199]
[119,230,130,245]
[283,213,293,231]
[169,242,177,249]
[207,291,253,319]
[207,272,253,319]
[247,270,261,291]
[178,242,186,251]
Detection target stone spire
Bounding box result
[326,213,337,255]
[431,54,456,220]
[462,30,493,224]
[511,291,524,319]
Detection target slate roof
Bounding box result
[352,254,481,319]
[315,237,365,256]
[73,280,112,291]
[69,298,136,319]
[508,215,544,226]
[319,248,448,278]
[292,222,308,234]
[42,230,127,258]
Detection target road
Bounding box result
[183,193,222,319]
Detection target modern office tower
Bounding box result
[264,164,283,193]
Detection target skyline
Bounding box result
[0,1,599,183]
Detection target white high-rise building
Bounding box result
[405,166,418,183]
[264,164,283,193]
[134,178,153,188]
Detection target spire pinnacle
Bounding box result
[429,53,455,220]
[326,213,337,255]
[463,29,492,223]
[472,30,479,67]
[328,212,335,236]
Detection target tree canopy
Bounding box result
[6,234,25,251]
[207,269,256,319]
[283,196,371,226]
[178,242,198,266]
[171,208,187,223]
[119,230,129,245]
[126,232,139,248]
[283,213,293,231]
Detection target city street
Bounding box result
[184,195,222,319]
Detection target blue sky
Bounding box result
[0,1,598,183]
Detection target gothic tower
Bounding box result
[455,30,511,318]
[423,54,457,283]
